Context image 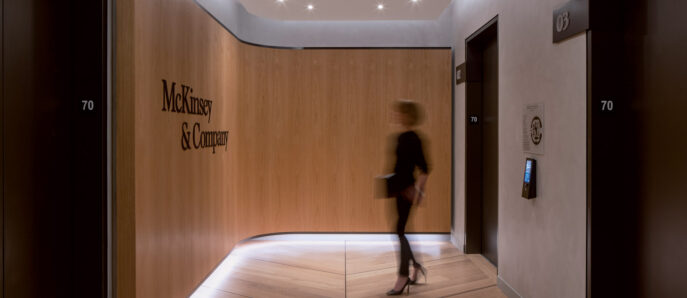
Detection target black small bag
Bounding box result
[374,173,402,198]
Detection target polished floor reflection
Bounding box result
[191,235,505,297]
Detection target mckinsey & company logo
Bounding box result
[161,79,229,153]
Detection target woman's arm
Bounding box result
[414,133,430,204]
[414,174,428,204]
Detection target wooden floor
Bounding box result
[191,237,506,298]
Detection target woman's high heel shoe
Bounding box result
[386,278,411,296]
[410,264,427,285]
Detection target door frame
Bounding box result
[464,16,498,258]
[0,0,4,294]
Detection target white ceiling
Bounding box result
[236,0,453,21]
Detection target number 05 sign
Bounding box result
[553,0,588,43]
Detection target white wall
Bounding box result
[450,1,587,297]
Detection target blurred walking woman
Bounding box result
[386,100,429,296]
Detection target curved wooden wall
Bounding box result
[235,46,452,240]
[115,0,451,297]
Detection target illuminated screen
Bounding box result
[524,160,532,183]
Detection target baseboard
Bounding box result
[450,229,465,252]
[497,276,523,298]
[252,233,450,242]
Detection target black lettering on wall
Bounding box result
[162,79,228,153]
[162,79,176,112]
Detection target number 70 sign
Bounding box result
[81,100,95,111]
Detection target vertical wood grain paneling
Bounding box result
[115,0,136,296]
[131,0,240,297]
[116,0,451,297]
[236,47,452,240]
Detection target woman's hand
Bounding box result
[401,186,416,202]
[413,174,428,205]
[401,185,425,204]
[413,186,425,205]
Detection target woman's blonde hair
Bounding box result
[395,100,423,127]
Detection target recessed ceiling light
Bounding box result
[307,4,314,10]
[377,4,384,10]
[276,0,284,2]
[411,0,419,2]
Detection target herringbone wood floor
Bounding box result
[192,238,506,298]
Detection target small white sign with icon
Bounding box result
[523,103,544,155]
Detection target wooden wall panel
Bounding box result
[115,0,136,296]
[117,0,241,297]
[235,47,452,239]
[132,0,240,297]
[116,0,451,297]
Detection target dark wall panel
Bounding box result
[4,1,72,295]
[464,17,497,257]
[588,0,687,297]
[637,0,687,296]
[480,35,498,266]
[0,0,4,294]
[2,0,106,297]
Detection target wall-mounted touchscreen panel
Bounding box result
[522,158,537,199]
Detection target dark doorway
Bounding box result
[588,0,687,297]
[1,0,108,297]
[465,17,498,266]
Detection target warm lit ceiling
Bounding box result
[237,0,453,21]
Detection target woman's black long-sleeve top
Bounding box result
[393,130,430,190]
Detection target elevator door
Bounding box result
[465,18,498,266]
[480,35,499,266]
[2,0,108,297]
[588,0,687,296]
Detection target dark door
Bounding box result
[588,0,687,296]
[480,35,498,266]
[2,0,108,297]
[465,17,498,266]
